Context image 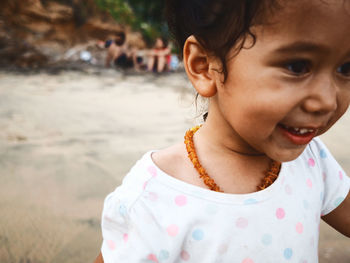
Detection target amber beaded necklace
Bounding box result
[184,126,281,192]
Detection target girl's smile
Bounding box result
[278,124,318,146]
[202,0,350,162]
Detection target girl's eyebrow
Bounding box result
[273,41,330,54]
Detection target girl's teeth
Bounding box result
[284,125,314,134]
[299,128,310,134]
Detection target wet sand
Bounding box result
[0,69,349,262]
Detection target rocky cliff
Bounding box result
[0,0,145,69]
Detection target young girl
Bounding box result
[96,0,350,262]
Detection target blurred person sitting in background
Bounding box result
[147,37,171,73]
[98,31,143,70]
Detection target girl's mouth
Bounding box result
[278,124,317,145]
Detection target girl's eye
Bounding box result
[337,62,350,77]
[285,60,310,76]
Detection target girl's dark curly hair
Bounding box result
[165,0,279,80]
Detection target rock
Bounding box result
[0,0,146,69]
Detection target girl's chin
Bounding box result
[267,147,306,162]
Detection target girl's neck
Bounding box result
[199,104,264,158]
[192,121,276,194]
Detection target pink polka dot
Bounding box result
[308,158,315,167]
[242,258,254,263]
[123,233,128,243]
[180,250,190,261]
[285,185,292,195]
[166,224,179,237]
[148,192,158,202]
[296,222,304,234]
[339,171,343,180]
[175,195,187,206]
[148,166,157,177]
[306,179,313,189]
[107,240,116,250]
[276,208,285,219]
[143,181,148,190]
[147,254,158,262]
[236,217,249,228]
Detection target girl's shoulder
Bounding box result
[102,144,200,223]
[152,143,185,172]
[293,137,343,175]
[307,136,328,152]
[305,137,337,167]
[152,142,204,188]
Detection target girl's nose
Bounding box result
[302,77,338,115]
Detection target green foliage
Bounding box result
[94,0,167,44]
[95,0,134,24]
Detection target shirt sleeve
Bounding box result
[101,185,180,263]
[101,153,173,262]
[310,138,350,216]
[101,187,131,262]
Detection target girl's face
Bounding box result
[213,0,350,162]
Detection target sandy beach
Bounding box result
[0,69,349,262]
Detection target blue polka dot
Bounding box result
[284,248,293,260]
[303,200,309,209]
[192,229,204,241]
[159,249,170,260]
[261,234,272,246]
[244,198,258,205]
[119,204,127,216]
[320,149,327,158]
[334,197,345,207]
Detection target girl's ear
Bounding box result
[183,35,220,97]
